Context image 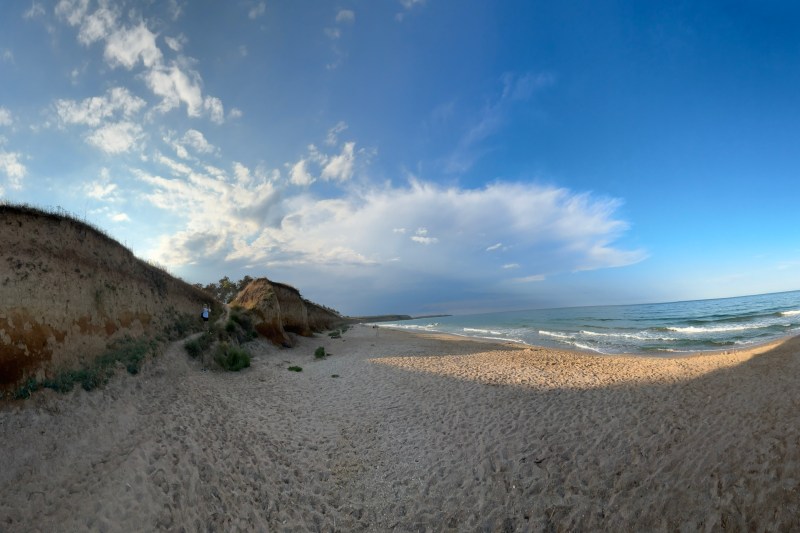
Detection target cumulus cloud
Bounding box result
[0,151,26,185]
[55,3,227,124]
[141,173,645,308]
[290,159,314,186]
[55,0,90,26]
[164,34,187,52]
[145,62,202,115]
[0,108,12,127]
[55,87,146,127]
[77,4,117,45]
[85,121,144,153]
[164,128,217,159]
[321,142,355,182]
[55,87,147,153]
[85,167,119,200]
[288,140,359,186]
[137,160,281,265]
[104,22,162,68]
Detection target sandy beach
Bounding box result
[2,325,799,531]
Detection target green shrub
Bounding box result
[13,377,39,400]
[314,346,326,359]
[184,331,214,358]
[214,343,251,371]
[331,374,340,378]
[288,366,303,372]
[14,337,157,399]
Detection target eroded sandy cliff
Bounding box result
[0,205,214,393]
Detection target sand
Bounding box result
[1,325,799,531]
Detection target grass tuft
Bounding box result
[14,337,157,399]
[214,342,251,371]
[314,346,326,359]
[287,366,303,372]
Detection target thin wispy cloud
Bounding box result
[444,72,555,174]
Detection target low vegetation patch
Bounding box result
[184,330,215,358]
[287,366,303,372]
[214,342,251,371]
[331,374,340,378]
[314,346,326,359]
[13,337,158,399]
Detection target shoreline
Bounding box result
[2,324,799,530]
[376,322,800,359]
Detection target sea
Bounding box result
[375,290,800,356]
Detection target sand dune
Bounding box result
[2,326,799,531]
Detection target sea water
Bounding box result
[376,290,800,355]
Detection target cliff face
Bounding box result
[272,283,312,337]
[0,205,214,392]
[229,278,292,347]
[231,278,342,346]
[306,302,341,331]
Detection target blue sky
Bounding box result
[1,1,799,315]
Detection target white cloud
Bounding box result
[290,159,314,186]
[336,10,355,23]
[321,142,356,182]
[325,121,348,146]
[78,5,117,45]
[514,274,545,283]
[0,151,26,186]
[110,212,130,222]
[86,121,143,153]
[411,236,438,245]
[445,72,555,173]
[146,62,203,116]
[167,0,185,21]
[137,161,281,265]
[486,242,503,252]
[158,153,192,175]
[203,96,225,124]
[0,108,12,127]
[55,0,90,26]
[146,63,227,123]
[24,2,46,19]
[149,179,643,288]
[164,34,187,52]
[165,129,217,159]
[55,87,146,127]
[228,108,243,120]
[104,22,162,69]
[248,2,266,19]
[324,28,341,40]
[1,49,12,63]
[396,0,425,21]
[184,129,215,153]
[85,167,118,200]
